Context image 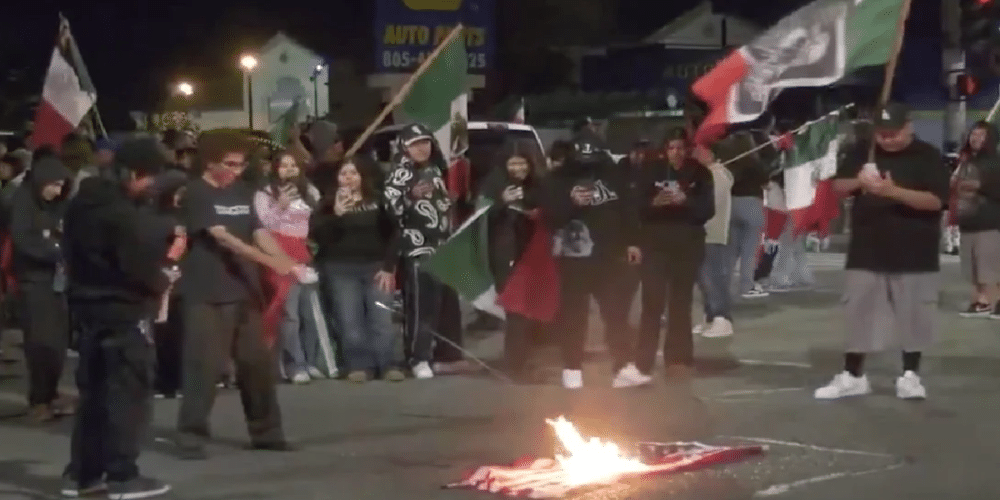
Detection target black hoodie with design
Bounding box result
[956,121,1000,233]
[10,158,72,283]
[384,124,452,258]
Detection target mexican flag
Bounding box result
[692,0,908,144]
[423,199,560,323]
[31,15,98,150]
[783,118,841,236]
[401,28,468,157]
[270,99,301,146]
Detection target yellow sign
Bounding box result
[382,25,486,47]
[403,0,462,11]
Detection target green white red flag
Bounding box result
[692,0,906,144]
[783,118,841,235]
[31,15,97,150]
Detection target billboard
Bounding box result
[374,0,495,74]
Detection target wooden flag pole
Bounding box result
[344,23,465,159]
[986,90,1000,122]
[868,0,914,162]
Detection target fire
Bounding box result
[545,416,653,486]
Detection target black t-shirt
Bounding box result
[837,139,949,273]
[180,177,263,303]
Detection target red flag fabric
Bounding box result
[261,233,312,349]
[31,17,97,150]
[791,179,839,237]
[496,217,560,323]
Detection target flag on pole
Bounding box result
[31,15,98,150]
[692,0,906,144]
[513,97,526,124]
[270,100,302,146]
[783,118,841,236]
[401,31,468,158]
[423,199,560,323]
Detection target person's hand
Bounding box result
[375,270,395,294]
[668,189,687,205]
[627,246,642,265]
[410,181,433,199]
[652,190,673,207]
[270,257,297,276]
[866,171,898,198]
[163,268,181,283]
[288,122,302,144]
[334,188,353,216]
[692,145,714,166]
[277,188,293,210]
[523,208,540,220]
[570,185,593,206]
[501,185,523,203]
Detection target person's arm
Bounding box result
[974,158,1000,201]
[379,200,401,273]
[287,127,313,167]
[685,165,716,225]
[833,146,865,196]
[881,154,950,212]
[253,190,280,232]
[249,201,296,267]
[9,190,59,264]
[115,209,170,297]
[384,166,413,230]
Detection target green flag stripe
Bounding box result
[845,0,906,70]
[401,33,467,132]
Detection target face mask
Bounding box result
[208,168,239,187]
[126,177,153,198]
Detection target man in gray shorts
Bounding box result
[953,121,1000,317]
[815,103,950,401]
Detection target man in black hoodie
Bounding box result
[59,137,176,499]
[953,121,1000,317]
[542,132,650,390]
[10,156,73,422]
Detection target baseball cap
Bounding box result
[399,123,434,146]
[874,102,910,130]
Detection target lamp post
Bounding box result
[240,54,258,129]
[310,63,324,119]
[176,82,194,97]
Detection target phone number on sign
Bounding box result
[380,50,487,70]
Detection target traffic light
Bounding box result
[955,72,980,96]
[962,0,1000,54]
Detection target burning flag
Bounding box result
[31,15,98,150]
[692,0,906,144]
[445,416,764,498]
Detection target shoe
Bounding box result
[412,361,434,379]
[962,302,992,318]
[106,476,171,500]
[701,317,734,338]
[60,476,107,497]
[612,363,652,388]
[346,371,368,383]
[51,394,78,416]
[249,440,297,452]
[561,369,583,389]
[989,301,1000,320]
[692,323,707,335]
[307,366,326,379]
[896,371,927,400]
[154,392,181,400]
[814,372,872,400]
[383,369,406,382]
[27,404,55,424]
[291,371,311,384]
[741,285,770,299]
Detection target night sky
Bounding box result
[0,0,938,130]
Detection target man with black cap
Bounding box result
[60,137,177,499]
[815,103,949,401]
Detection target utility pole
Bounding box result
[944,0,966,154]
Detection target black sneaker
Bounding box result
[60,476,107,497]
[107,476,170,500]
[960,302,992,318]
[248,440,298,452]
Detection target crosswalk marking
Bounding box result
[805,253,960,269]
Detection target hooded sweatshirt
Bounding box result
[481,165,542,287]
[384,124,452,258]
[634,157,714,249]
[955,122,1000,232]
[9,158,72,282]
[63,175,172,321]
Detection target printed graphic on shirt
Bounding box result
[576,180,619,206]
[214,204,251,216]
[552,220,594,258]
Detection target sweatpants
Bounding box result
[177,301,284,448]
[64,313,153,484]
[433,287,465,363]
[555,257,634,371]
[19,280,69,406]
[153,295,183,396]
[399,257,446,366]
[636,227,706,372]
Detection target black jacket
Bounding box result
[62,176,172,322]
[482,169,542,287]
[956,122,1000,232]
[10,158,72,283]
[634,158,714,249]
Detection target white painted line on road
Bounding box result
[721,436,895,458]
[715,388,803,397]
[738,359,812,369]
[753,462,904,497]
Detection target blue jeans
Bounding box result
[281,283,321,373]
[727,196,766,294]
[324,261,396,372]
[699,243,733,321]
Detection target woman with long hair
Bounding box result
[254,151,330,384]
[310,155,402,383]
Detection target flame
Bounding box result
[545,416,653,486]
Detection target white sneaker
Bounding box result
[814,372,871,400]
[307,366,326,379]
[741,284,770,299]
[612,363,652,388]
[291,371,311,385]
[412,361,434,380]
[692,323,707,335]
[561,369,583,389]
[896,371,926,400]
[701,317,734,338]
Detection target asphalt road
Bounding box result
[0,254,996,500]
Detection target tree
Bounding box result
[148,111,201,135]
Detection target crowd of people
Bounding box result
[0,100,977,499]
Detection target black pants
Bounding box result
[637,229,705,372]
[433,287,464,363]
[19,281,69,406]
[555,257,634,371]
[65,314,154,484]
[153,296,183,395]
[399,257,445,366]
[504,313,541,373]
[177,301,284,447]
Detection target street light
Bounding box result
[240,54,258,129]
[176,82,193,97]
[310,62,325,119]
